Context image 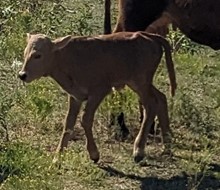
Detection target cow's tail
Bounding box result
[104,0,112,34]
[141,32,177,97]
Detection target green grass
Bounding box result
[0,1,220,189]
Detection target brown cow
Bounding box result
[110,1,174,37]
[105,0,220,50]
[18,32,176,163]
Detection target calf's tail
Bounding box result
[140,32,177,97]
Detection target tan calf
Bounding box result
[19,31,176,163]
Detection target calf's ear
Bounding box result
[53,35,71,51]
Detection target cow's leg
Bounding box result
[151,86,172,150]
[117,112,129,139]
[57,96,82,152]
[108,92,129,140]
[109,112,129,138]
[132,86,157,163]
[81,90,109,163]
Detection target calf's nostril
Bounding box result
[18,72,27,81]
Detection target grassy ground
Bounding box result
[0,1,220,189]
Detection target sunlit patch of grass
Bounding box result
[0,142,62,190]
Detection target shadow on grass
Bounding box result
[99,163,220,190]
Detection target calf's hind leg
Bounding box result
[151,86,173,150]
[132,86,157,163]
[139,99,156,135]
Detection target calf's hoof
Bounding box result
[92,157,100,163]
[133,149,145,163]
[89,151,100,163]
[134,155,145,163]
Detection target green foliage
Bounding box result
[171,54,220,134]
[0,142,61,190]
[0,0,104,60]
[168,28,205,55]
[0,59,20,141]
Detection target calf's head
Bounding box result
[18,33,71,83]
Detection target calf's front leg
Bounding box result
[56,96,82,152]
[81,90,109,163]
